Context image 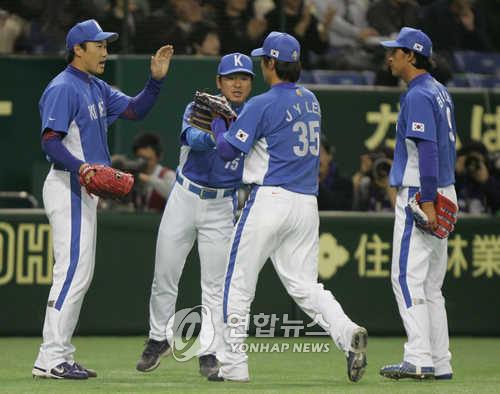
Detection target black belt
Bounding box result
[176,173,234,199]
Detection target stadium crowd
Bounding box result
[0,1,498,72]
[1,0,499,87]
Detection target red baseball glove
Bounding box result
[408,192,458,239]
[79,164,134,199]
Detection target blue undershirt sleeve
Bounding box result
[414,138,438,202]
[119,77,163,120]
[184,127,216,151]
[212,117,241,161]
[41,132,84,173]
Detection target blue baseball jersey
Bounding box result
[179,102,245,189]
[390,73,456,188]
[224,82,320,195]
[39,65,130,165]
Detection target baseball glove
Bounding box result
[408,192,458,239]
[187,91,236,135]
[79,164,134,199]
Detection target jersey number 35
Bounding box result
[292,120,320,157]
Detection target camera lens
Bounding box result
[465,155,480,176]
[372,158,392,180]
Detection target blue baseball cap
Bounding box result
[66,19,118,51]
[217,53,255,76]
[380,27,432,58]
[251,31,301,63]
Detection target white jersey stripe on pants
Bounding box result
[35,168,98,370]
[397,186,419,309]
[223,187,258,322]
[391,185,455,375]
[218,186,359,381]
[55,174,82,310]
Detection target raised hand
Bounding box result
[150,45,174,81]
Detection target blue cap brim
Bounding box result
[380,40,400,48]
[93,31,119,43]
[219,68,255,77]
[251,48,265,57]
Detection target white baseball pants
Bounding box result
[148,177,235,356]
[391,185,456,375]
[217,186,361,381]
[35,167,98,370]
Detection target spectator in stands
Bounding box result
[135,0,207,54]
[191,23,220,56]
[318,135,353,211]
[455,141,500,214]
[352,149,396,211]
[24,0,101,54]
[132,132,176,212]
[0,8,28,53]
[215,0,267,55]
[477,0,500,52]
[99,0,149,53]
[165,0,206,54]
[367,0,420,37]
[265,0,333,68]
[310,0,379,70]
[420,0,493,54]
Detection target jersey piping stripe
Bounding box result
[223,186,258,322]
[231,192,238,225]
[398,186,418,309]
[55,174,82,310]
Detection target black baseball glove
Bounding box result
[187,91,236,135]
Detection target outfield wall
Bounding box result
[1,56,500,205]
[0,210,498,336]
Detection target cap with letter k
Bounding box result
[218,53,255,76]
[251,31,301,63]
[380,27,432,58]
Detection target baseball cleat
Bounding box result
[346,326,368,382]
[435,373,453,380]
[136,338,171,372]
[32,362,88,379]
[207,372,225,382]
[73,362,97,378]
[207,372,250,383]
[199,354,219,377]
[380,361,435,380]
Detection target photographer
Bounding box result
[455,141,500,214]
[352,148,396,211]
[113,132,175,212]
[318,135,353,211]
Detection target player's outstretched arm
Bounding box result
[150,45,174,81]
[211,117,241,161]
[118,45,174,120]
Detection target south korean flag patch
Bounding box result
[236,129,249,142]
[413,43,423,52]
[412,122,425,132]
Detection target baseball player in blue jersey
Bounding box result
[207,32,368,383]
[136,53,254,377]
[32,19,173,380]
[378,27,457,380]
